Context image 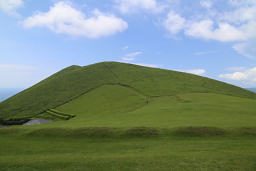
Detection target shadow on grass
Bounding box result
[0,127,26,135]
[3,126,256,138]
[172,127,227,137]
[27,127,160,138]
[234,127,256,136]
[27,127,119,138]
[122,127,160,137]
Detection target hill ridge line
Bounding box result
[102,63,120,83]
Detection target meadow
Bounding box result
[1,127,256,170]
[1,62,256,170]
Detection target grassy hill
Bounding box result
[1,62,256,170]
[0,61,255,122]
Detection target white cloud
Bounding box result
[220,72,248,81]
[163,11,185,34]
[219,67,256,85]
[23,2,128,38]
[133,63,159,68]
[122,51,143,61]
[185,20,246,42]
[228,0,256,8]
[120,61,159,68]
[227,66,246,72]
[233,41,256,59]
[185,69,206,76]
[200,0,213,9]
[0,0,23,16]
[221,5,256,24]
[163,1,256,58]
[115,0,165,13]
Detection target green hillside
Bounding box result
[1,62,256,170]
[50,91,256,128]
[0,62,255,122]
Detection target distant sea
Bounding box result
[247,88,256,93]
[0,88,23,102]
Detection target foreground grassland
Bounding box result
[1,131,256,171]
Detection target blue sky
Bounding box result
[0,0,256,89]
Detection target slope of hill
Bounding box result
[0,62,256,125]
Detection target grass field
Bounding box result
[1,129,256,171]
[1,62,256,170]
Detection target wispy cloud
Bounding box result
[200,0,213,9]
[114,0,165,14]
[0,0,23,16]
[227,66,246,72]
[174,68,206,76]
[132,63,159,68]
[122,51,143,61]
[184,69,206,76]
[122,46,129,50]
[194,50,217,56]
[233,41,256,59]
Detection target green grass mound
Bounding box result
[1,61,256,137]
[0,62,255,120]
